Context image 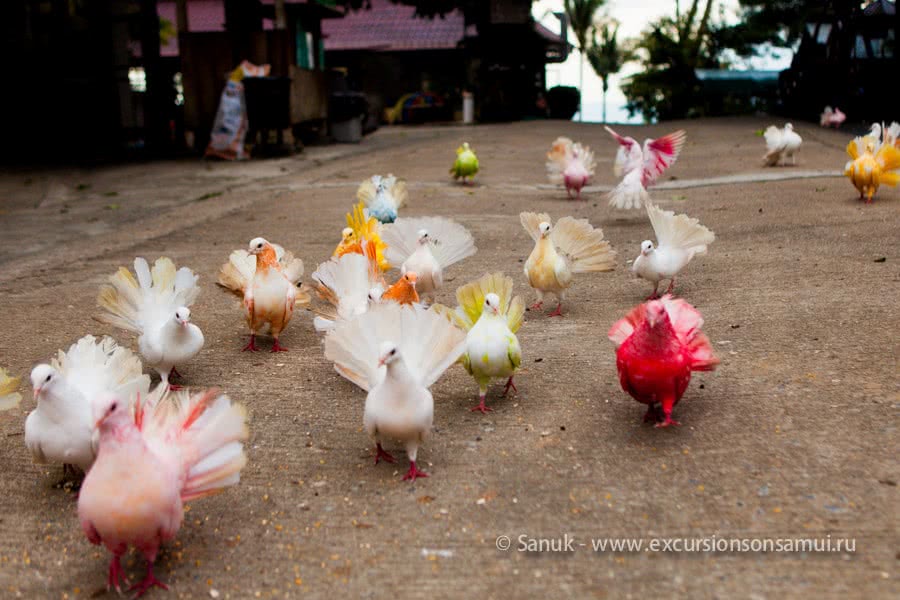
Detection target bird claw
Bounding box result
[529,302,543,311]
[270,340,289,353]
[548,304,564,317]
[128,571,168,598]
[168,383,183,392]
[654,418,680,428]
[469,401,493,414]
[242,335,260,352]
[502,377,518,397]
[374,444,396,465]
[401,461,429,481]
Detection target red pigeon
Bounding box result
[608,295,718,427]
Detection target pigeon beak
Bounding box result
[377,357,386,367]
[32,386,42,398]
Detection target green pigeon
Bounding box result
[450,142,479,184]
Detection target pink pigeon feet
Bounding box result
[271,338,288,353]
[168,383,183,391]
[128,564,169,598]
[548,303,564,317]
[529,301,543,311]
[402,461,429,482]
[106,555,124,592]
[374,443,396,465]
[470,395,493,414]
[242,334,260,352]
[169,367,181,379]
[664,279,676,295]
[502,377,518,397]
[655,416,681,428]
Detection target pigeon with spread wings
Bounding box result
[604,126,686,210]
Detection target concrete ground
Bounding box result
[0,118,896,599]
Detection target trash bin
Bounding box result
[243,76,291,130]
[329,92,368,143]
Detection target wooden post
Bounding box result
[175,0,188,33]
[140,0,166,154]
[274,0,287,30]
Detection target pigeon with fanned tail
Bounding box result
[546,137,596,199]
[334,202,390,271]
[324,303,466,481]
[521,212,616,317]
[762,123,802,166]
[218,238,310,352]
[25,335,150,476]
[357,174,408,223]
[380,216,477,303]
[609,296,718,427]
[78,388,248,596]
[604,126,686,209]
[844,135,900,203]
[0,368,22,412]
[633,201,715,299]
[435,273,523,414]
[97,257,204,390]
[312,243,385,333]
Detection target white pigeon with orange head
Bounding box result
[24,335,150,476]
[546,136,596,199]
[604,126,686,209]
[380,217,477,303]
[218,237,310,352]
[521,212,616,317]
[324,303,466,481]
[77,388,248,595]
[97,257,204,390]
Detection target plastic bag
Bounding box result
[205,61,271,160]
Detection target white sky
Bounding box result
[532,0,794,123]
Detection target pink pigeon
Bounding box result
[77,389,248,596]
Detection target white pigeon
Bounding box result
[357,174,408,223]
[24,335,150,475]
[311,250,385,333]
[0,368,22,412]
[884,122,900,147]
[604,126,687,209]
[633,201,716,299]
[97,257,204,389]
[380,216,477,303]
[763,123,803,166]
[323,303,466,481]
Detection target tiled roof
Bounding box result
[322,0,466,51]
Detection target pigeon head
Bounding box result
[92,393,130,430]
[785,123,794,131]
[484,293,501,315]
[367,286,384,304]
[377,342,401,367]
[248,237,269,255]
[645,299,671,329]
[341,227,354,243]
[640,240,655,255]
[175,307,191,326]
[416,229,430,245]
[30,364,59,400]
[539,222,552,238]
[403,272,418,287]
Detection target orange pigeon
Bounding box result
[218,238,310,352]
[334,202,390,271]
[382,272,419,305]
[844,135,900,203]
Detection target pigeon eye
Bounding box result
[45,374,52,382]
[110,402,118,411]
[390,349,396,356]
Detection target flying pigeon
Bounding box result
[604,126,686,209]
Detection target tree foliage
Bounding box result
[586,19,630,122]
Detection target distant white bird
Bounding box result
[763,123,802,166]
[25,335,150,475]
[0,368,22,412]
[357,174,408,223]
[885,122,900,147]
[311,247,385,333]
[604,126,687,209]
[546,137,596,199]
[632,201,715,299]
[324,303,466,481]
[380,217,477,303]
[97,257,204,389]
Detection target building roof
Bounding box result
[322,0,469,52]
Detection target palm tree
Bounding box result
[587,19,630,123]
[564,0,607,121]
